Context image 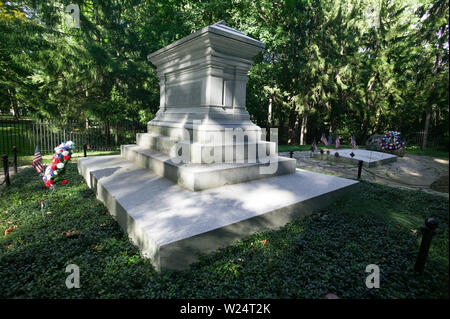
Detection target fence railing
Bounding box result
[411,130,448,149]
[0,118,147,156]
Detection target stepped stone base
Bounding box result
[136,132,277,163]
[78,155,359,271]
[121,144,296,191]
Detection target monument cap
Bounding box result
[147,20,265,63]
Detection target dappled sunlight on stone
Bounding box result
[212,181,299,212]
[288,151,449,197]
[78,155,357,270]
[433,158,449,165]
[399,167,422,177]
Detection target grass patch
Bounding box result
[0,163,448,298]
[431,176,449,194]
[404,145,449,159]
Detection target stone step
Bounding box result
[136,132,277,163]
[136,133,179,157]
[147,122,263,142]
[120,144,297,191]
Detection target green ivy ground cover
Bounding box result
[0,163,448,298]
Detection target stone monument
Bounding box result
[78,21,358,271]
[121,20,296,191]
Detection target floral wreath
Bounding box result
[379,131,405,151]
[42,141,74,188]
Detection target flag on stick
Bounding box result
[328,133,332,146]
[351,135,357,149]
[32,145,43,175]
[335,136,340,149]
[320,133,328,146]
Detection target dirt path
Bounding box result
[281,151,449,198]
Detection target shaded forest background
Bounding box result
[0,0,448,147]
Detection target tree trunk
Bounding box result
[422,104,432,149]
[294,114,300,144]
[287,107,296,145]
[105,121,110,148]
[8,88,19,118]
[115,123,119,146]
[85,118,90,149]
[423,53,439,150]
[299,113,308,145]
[266,96,272,142]
[288,104,301,145]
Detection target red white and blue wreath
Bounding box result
[379,131,405,151]
[42,141,75,188]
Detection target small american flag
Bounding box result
[335,136,340,149]
[320,133,328,146]
[32,145,43,174]
[351,135,357,149]
[328,133,332,146]
[312,140,317,152]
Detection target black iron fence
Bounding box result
[411,130,448,149]
[0,118,147,156]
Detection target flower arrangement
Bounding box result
[379,131,405,151]
[42,141,75,188]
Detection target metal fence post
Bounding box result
[357,160,363,179]
[414,218,439,275]
[2,154,10,186]
[12,146,17,173]
[83,143,87,157]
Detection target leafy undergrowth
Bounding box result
[0,163,448,298]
